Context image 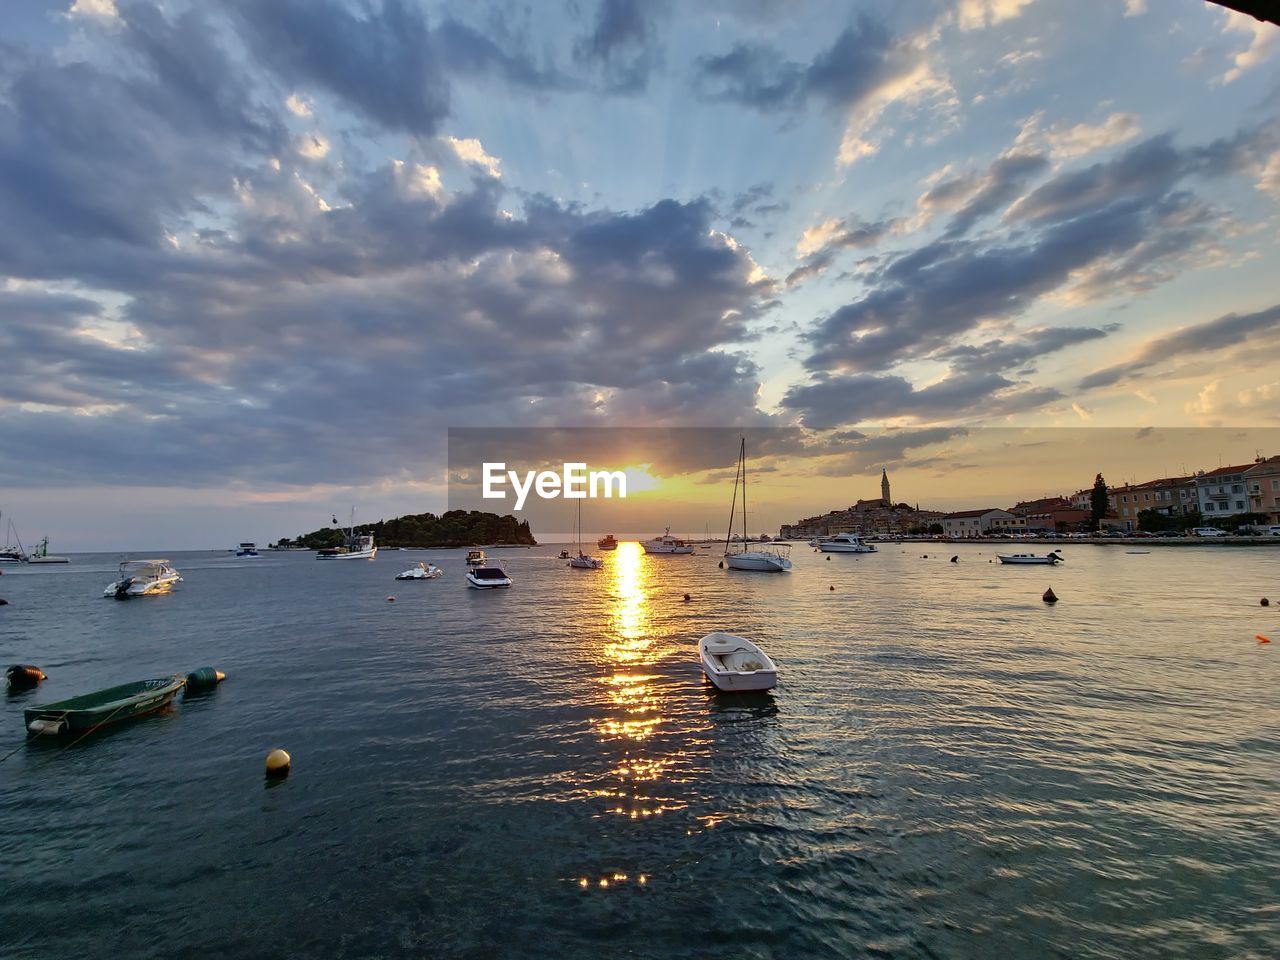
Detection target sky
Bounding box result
[2,0,1279,549]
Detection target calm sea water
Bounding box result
[1,542,1278,959]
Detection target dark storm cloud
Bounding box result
[572,0,667,93]
[1079,302,1280,390]
[801,129,1264,374]
[692,16,915,113]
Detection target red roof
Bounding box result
[1197,464,1256,479]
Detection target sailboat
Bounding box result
[0,512,27,562]
[568,499,603,569]
[723,438,791,572]
[316,508,378,560]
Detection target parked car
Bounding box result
[1129,531,1154,538]
[1191,527,1227,537]
[1154,530,1182,537]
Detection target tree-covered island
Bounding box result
[273,510,536,550]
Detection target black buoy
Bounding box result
[718,560,724,568]
[6,664,46,688]
[829,585,835,591]
[922,554,928,559]
[1043,588,1058,604]
[826,555,831,561]
[950,555,958,563]
[682,593,691,602]
[1262,598,1270,607]
[185,667,226,691]
[0,598,7,606]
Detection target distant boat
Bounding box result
[596,534,618,551]
[104,560,182,598]
[26,536,70,564]
[466,564,512,589]
[996,552,1063,565]
[466,548,486,566]
[723,437,791,572]
[317,508,377,560]
[568,498,603,569]
[25,676,186,736]
[395,561,443,580]
[0,512,27,562]
[642,528,694,555]
[558,550,571,559]
[699,633,778,692]
[235,542,260,558]
[819,533,877,554]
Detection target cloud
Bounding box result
[933,326,1110,376]
[573,0,667,93]
[1221,9,1280,83]
[443,136,502,178]
[284,93,312,117]
[801,129,1267,374]
[67,0,118,19]
[955,0,1036,31]
[786,215,898,286]
[1013,110,1142,161]
[1079,303,1280,390]
[780,371,1061,426]
[1123,0,1147,16]
[921,150,1049,238]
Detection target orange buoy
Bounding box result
[1258,635,1271,644]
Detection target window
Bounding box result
[1205,503,1214,511]
[1236,501,1245,510]
[1232,484,1242,493]
[1273,479,1280,491]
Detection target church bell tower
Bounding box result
[881,468,890,506]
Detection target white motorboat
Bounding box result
[996,552,1063,565]
[642,528,694,554]
[466,564,512,589]
[104,559,182,598]
[317,508,377,560]
[722,437,792,572]
[466,548,486,566]
[699,632,779,692]
[26,536,70,564]
[396,561,443,580]
[235,542,260,558]
[819,532,878,554]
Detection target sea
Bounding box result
[1,542,1277,959]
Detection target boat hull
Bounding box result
[725,552,792,572]
[25,676,185,736]
[318,548,377,560]
[466,576,511,589]
[27,556,70,564]
[699,632,779,692]
[819,543,877,553]
[996,554,1061,565]
[103,575,181,597]
[642,544,694,554]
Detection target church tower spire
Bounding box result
[881,467,890,506]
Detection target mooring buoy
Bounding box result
[682,593,691,602]
[718,560,724,569]
[829,585,835,591]
[1043,588,1058,603]
[6,664,46,688]
[950,556,958,563]
[265,749,292,778]
[1257,635,1271,644]
[1262,598,1270,607]
[185,667,225,690]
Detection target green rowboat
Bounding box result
[25,676,186,736]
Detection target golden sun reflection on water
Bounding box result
[586,540,690,822]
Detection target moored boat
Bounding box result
[235,542,260,558]
[25,675,186,736]
[996,551,1063,565]
[395,561,443,580]
[317,508,377,560]
[819,533,877,554]
[597,534,618,550]
[723,437,792,572]
[466,564,512,589]
[466,548,486,566]
[26,536,70,564]
[642,528,693,554]
[699,633,778,692]
[103,559,182,598]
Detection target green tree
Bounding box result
[927,523,944,535]
[1089,473,1109,531]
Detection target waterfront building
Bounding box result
[941,508,1016,538]
[1194,464,1256,520]
[1109,476,1199,529]
[1244,455,1280,524]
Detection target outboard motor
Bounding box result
[114,577,135,599]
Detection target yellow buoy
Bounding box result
[265,748,292,777]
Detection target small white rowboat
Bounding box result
[699,632,778,692]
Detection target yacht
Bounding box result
[235,542,260,558]
[104,559,182,598]
[722,438,791,572]
[0,512,26,562]
[819,533,878,554]
[466,548,486,566]
[642,528,694,555]
[596,534,618,551]
[396,561,443,580]
[466,563,512,589]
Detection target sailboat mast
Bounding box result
[723,439,742,554]
[740,436,747,543]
